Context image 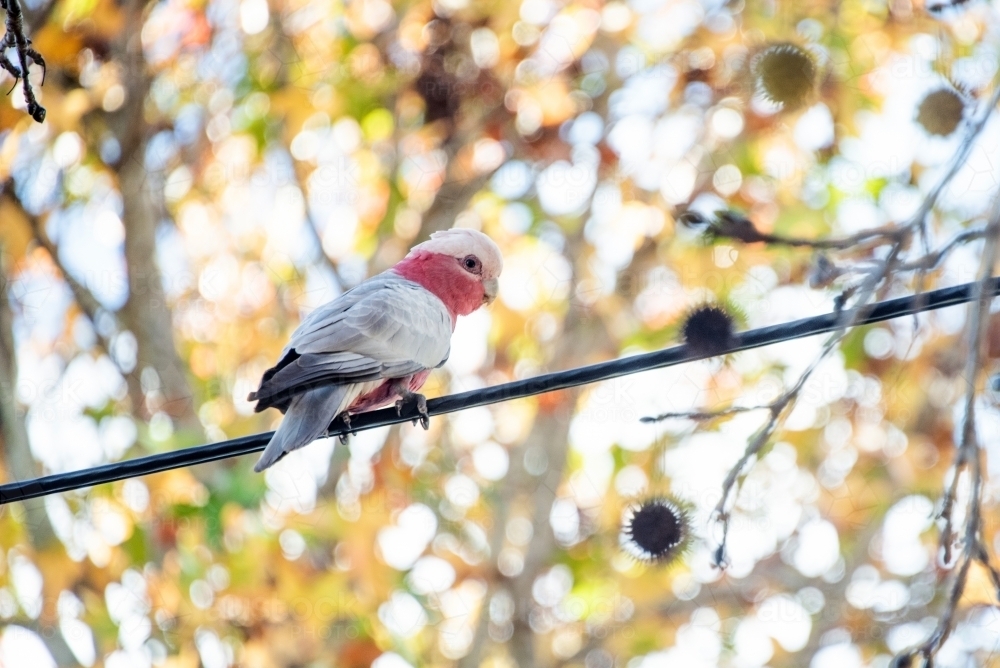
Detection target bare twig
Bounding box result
[705,214,987,274]
[0,0,46,122]
[641,404,771,423]
[702,79,1000,565]
[698,210,906,251]
[898,227,988,273]
[937,212,1000,563]
[710,241,904,566]
[285,149,345,287]
[894,208,1000,667]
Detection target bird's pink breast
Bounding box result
[346,370,433,413]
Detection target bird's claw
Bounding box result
[338,412,356,444]
[396,392,430,430]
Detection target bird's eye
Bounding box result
[462,255,482,273]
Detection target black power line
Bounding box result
[1,277,997,506]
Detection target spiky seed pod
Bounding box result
[753,43,816,109]
[682,304,736,357]
[621,497,692,565]
[916,88,965,136]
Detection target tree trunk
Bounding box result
[117,155,200,431]
[109,1,201,435]
[460,253,613,666]
[0,253,57,550]
[507,305,611,667]
[506,410,575,667]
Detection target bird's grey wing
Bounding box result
[278,274,390,354]
[251,277,451,411]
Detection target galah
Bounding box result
[249,228,503,472]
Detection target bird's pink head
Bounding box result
[392,229,503,322]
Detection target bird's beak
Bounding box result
[483,278,499,305]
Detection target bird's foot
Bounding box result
[395,391,429,430]
[338,412,356,444]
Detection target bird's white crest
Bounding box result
[408,228,503,278]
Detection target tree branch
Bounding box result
[0,0,46,122]
[4,186,121,369]
[285,150,345,286]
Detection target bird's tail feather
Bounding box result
[254,385,350,472]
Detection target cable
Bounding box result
[1,277,997,505]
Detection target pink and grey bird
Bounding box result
[249,228,503,472]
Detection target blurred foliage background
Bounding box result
[2,0,1000,665]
